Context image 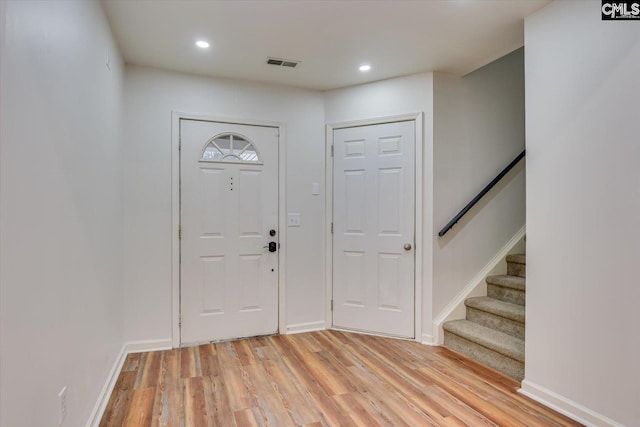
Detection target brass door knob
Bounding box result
[404,243,412,251]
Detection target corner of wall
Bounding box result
[86,339,172,427]
[85,344,128,427]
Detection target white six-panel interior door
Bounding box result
[180,119,279,344]
[332,120,416,338]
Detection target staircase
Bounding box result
[443,254,526,381]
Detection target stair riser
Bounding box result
[507,262,526,278]
[444,332,524,381]
[466,308,525,340]
[487,284,525,306]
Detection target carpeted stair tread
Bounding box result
[443,253,527,380]
[443,319,524,362]
[506,254,526,265]
[506,254,527,278]
[465,297,525,323]
[486,274,525,291]
[444,333,524,381]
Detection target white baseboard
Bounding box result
[432,225,526,345]
[329,326,417,342]
[125,339,173,354]
[86,344,128,427]
[519,380,624,427]
[285,321,326,334]
[86,339,173,427]
[420,333,437,346]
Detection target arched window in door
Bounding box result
[200,133,262,164]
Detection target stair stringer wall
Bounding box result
[428,225,526,345]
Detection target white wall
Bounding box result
[523,2,640,425]
[432,49,526,334]
[123,66,326,342]
[0,1,124,426]
[324,73,436,340]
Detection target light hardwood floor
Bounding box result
[100,330,582,426]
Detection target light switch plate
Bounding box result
[312,182,320,195]
[287,213,301,227]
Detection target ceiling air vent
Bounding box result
[267,57,300,68]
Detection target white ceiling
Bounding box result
[102,0,550,91]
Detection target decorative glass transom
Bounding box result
[200,133,261,163]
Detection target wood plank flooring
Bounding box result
[100,330,582,427]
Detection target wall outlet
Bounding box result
[58,386,67,425]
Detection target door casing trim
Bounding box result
[325,113,424,341]
[171,111,287,348]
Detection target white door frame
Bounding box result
[325,113,423,340]
[171,111,287,348]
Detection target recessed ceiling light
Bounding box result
[195,40,210,49]
[359,64,371,72]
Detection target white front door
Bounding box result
[180,119,279,344]
[332,120,415,338]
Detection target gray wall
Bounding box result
[523,1,640,425]
[0,1,125,425]
[431,49,526,334]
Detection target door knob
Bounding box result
[404,243,412,251]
